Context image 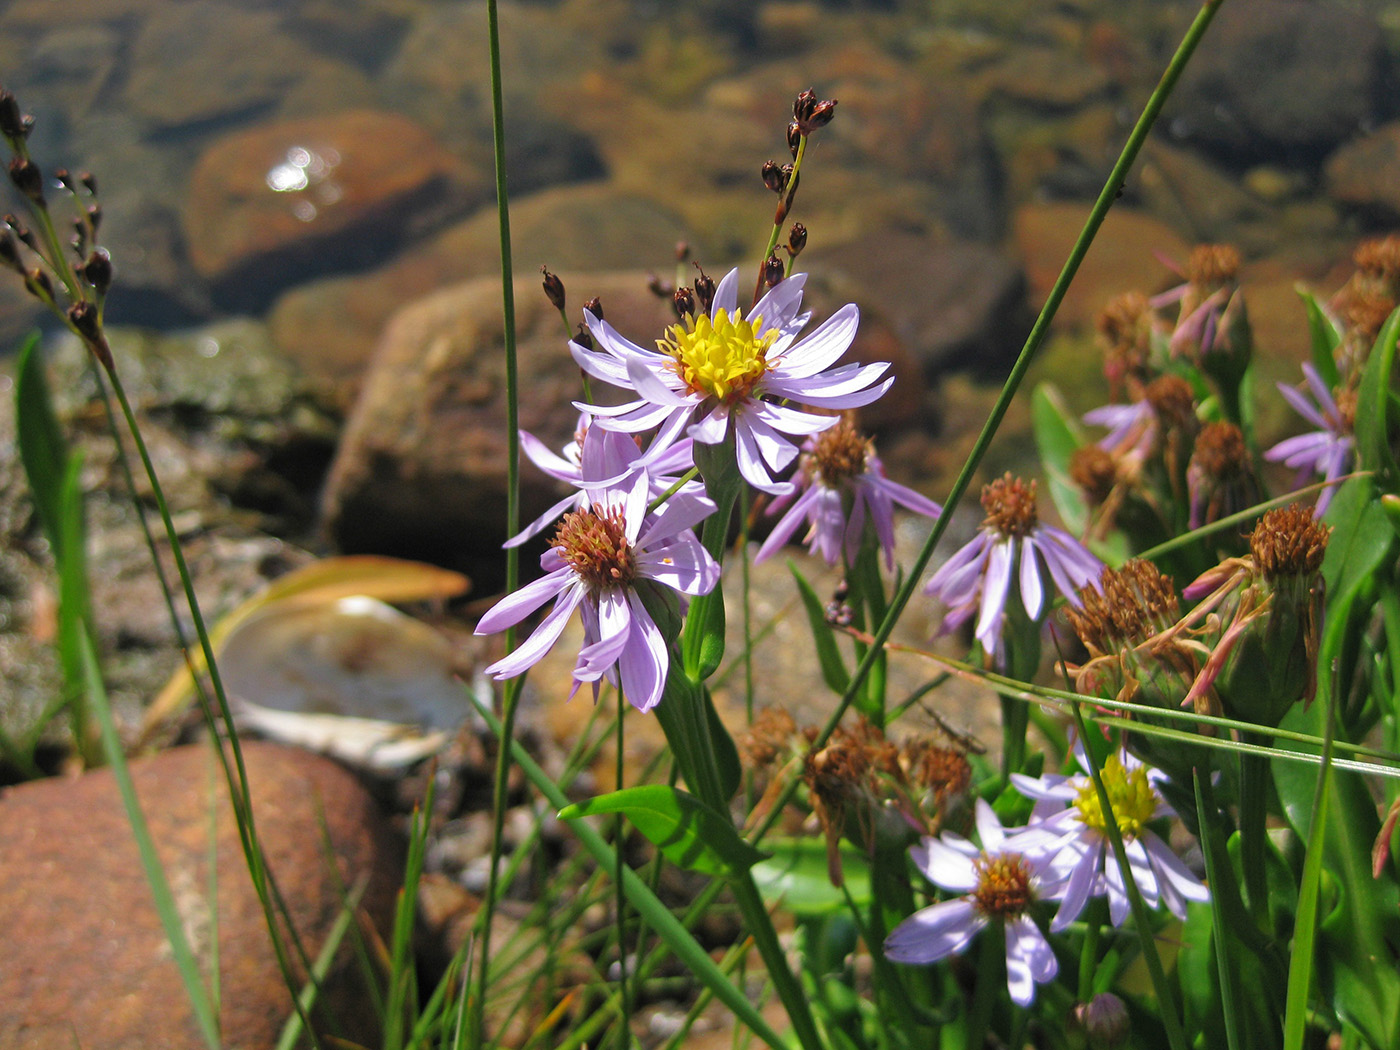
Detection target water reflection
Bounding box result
[265,145,344,222]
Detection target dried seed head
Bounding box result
[1144,374,1196,431]
[1186,243,1240,289]
[806,416,872,488]
[1249,504,1330,580]
[787,222,807,257]
[672,284,695,319]
[573,321,593,352]
[8,156,44,204]
[1190,421,1248,483]
[0,89,26,141]
[1070,445,1118,506]
[693,265,716,315]
[583,295,603,321]
[1354,234,1400,287]
[762,252,785,290]
[540,266,566,311]
[80,248,112,294]
[761,159,787,193]
[980,473,1038,538]
[742,706,798,767]
[1067,559,1179,653]
[0,230,20,271]
[787,120,802,157]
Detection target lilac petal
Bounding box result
[974,540,1014,647]
[711,268,740,318]
[737,412,801,472]
[751,399,842,437]
[734,421,785,493]
[925,532,992,604]
[503,493,578,548]
[807,487,847,566]
[754,486,822,564]
[592,317,662,364]
[912,837,979,892]
[884,899,982,964]
[1004,916,1057,1006]
[483,582,585,678]
[1302,363,1341,424]
[476,567,573,634]
[627,354,695,408]
[1265,430,1334,466]
[772,304,860,379]
[1050,840,1102,931]
[878,474,943,520]
[1276,380,1332,431]
[1145,835,1209,904]
[766,360,891,405]
[578,399,678,433]
[619,591,668,711]
[845,488,873,567]
[573,589,633,681]
[520,428,582,481]
[974,798,1008,851]
[637,537,720,595]
[750,273,808,334]
[639,489,718,547]
[689,403,731,444]
[572,345,632,386]
[1019,540,1046,620]
[1036,527,1102,604]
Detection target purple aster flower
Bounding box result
[1012,747,1208,929]
[924,474,1102,661]
[1264,362,1355,517]
[885,798,1062,1007]
[475,470,719,712]
[753,416,941,570]
[571,267,893,494]
[506,414,699,547]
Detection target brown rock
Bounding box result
[183,110,487,310]
[1012,203,1191,329]
[268,182,693,401]
[0,742,402,1050]
[1326,122,1400,224]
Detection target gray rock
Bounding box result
[1326,121,1400,224]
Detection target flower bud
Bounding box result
[1072,993,1130,1049]
[540,265,566,311]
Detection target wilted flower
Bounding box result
[572,268,892,494]
[755,415,941,569]
[1013,748,1208,929]
[1178,504,1330,725]
[1156,244,1242,363]
[1264,362,1355,517]
[1187,420,1260,531]
[885,798,1062,1006]
[475,470,719,712]
[925,474,1101,661]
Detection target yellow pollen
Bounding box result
[659,308,777,403]
[1074,755,1158,840]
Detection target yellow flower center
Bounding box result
[971,853,1035,919]
[1073,755,1158,840]
[659,308,777,403]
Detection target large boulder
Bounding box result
[1325,121,1400,225]
[183,110,488,311]
[0,742,402,1050]
[1162,0,1389,168]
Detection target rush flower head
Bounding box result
[924,474,1102,661]
[1013,748,1208,929]
[475,471,719,712]
[1264,362,1355,517]
[754,416,942,569]
[885,798,1061,1006]
[572,267,893,494]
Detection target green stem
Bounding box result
[962,923,1001,1050]
[1239,735,1271,932]
[473,0,524,1044]
[1195,765,1245,1050]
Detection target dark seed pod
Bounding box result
[540,266,566,311]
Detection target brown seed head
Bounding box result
[763,252,785,289]
[540,266,566,311]
[971,852,1035,919]
[761,159,787,193]
[552,505,636,592]
[1187,243,1240,289]
[1070,445,1118,505]
[981,473,1038,538]
[787,222,807,257]
[742,707,798,767]
[1191,421,1248,482]
[1340,289,1395,344]
[1067,559,1179,652]
[908,742,972,804]
[1354,234,1400,288]
[807,416,871,488]
[0,89,26,141]
[583,295,603,320]
[672,284,695,319]
[8,156,43,204]
[693,265,716,314]
[1145,374,1197,431]
[80,248,112,295]
[1250,504,1330,579]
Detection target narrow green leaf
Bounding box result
[701,685,742,802]
[1355,304,1400,483]
[1194,771,1242,1050]
[1297,287,1343,389]
[1032,382,1090,534]
[560,784,766,877]
[1283,709,1333,1050]
[14,333,70,562]
[790,561,851,694]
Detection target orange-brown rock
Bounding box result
[0,742,401,1050]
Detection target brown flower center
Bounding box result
[1250,504,1330,579]
[1191,421,1248,481]
[1070,446,1118,505]
[552,505,636,591]
[1187,243,1240,289]
[808,416,872,488]
[981,474,1038,538]
[1145,374,1197,432]
[971,853,1036,919]
[1067,559,1179,651]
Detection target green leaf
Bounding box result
[1297,287,1342,388]
[790,562,851,694]
[559,784,766,877]
[1032,382,1090,535]
[14,334,71,562]
[1355,304,1400,484]
[752,838,872,916]
[702,685,742,803]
